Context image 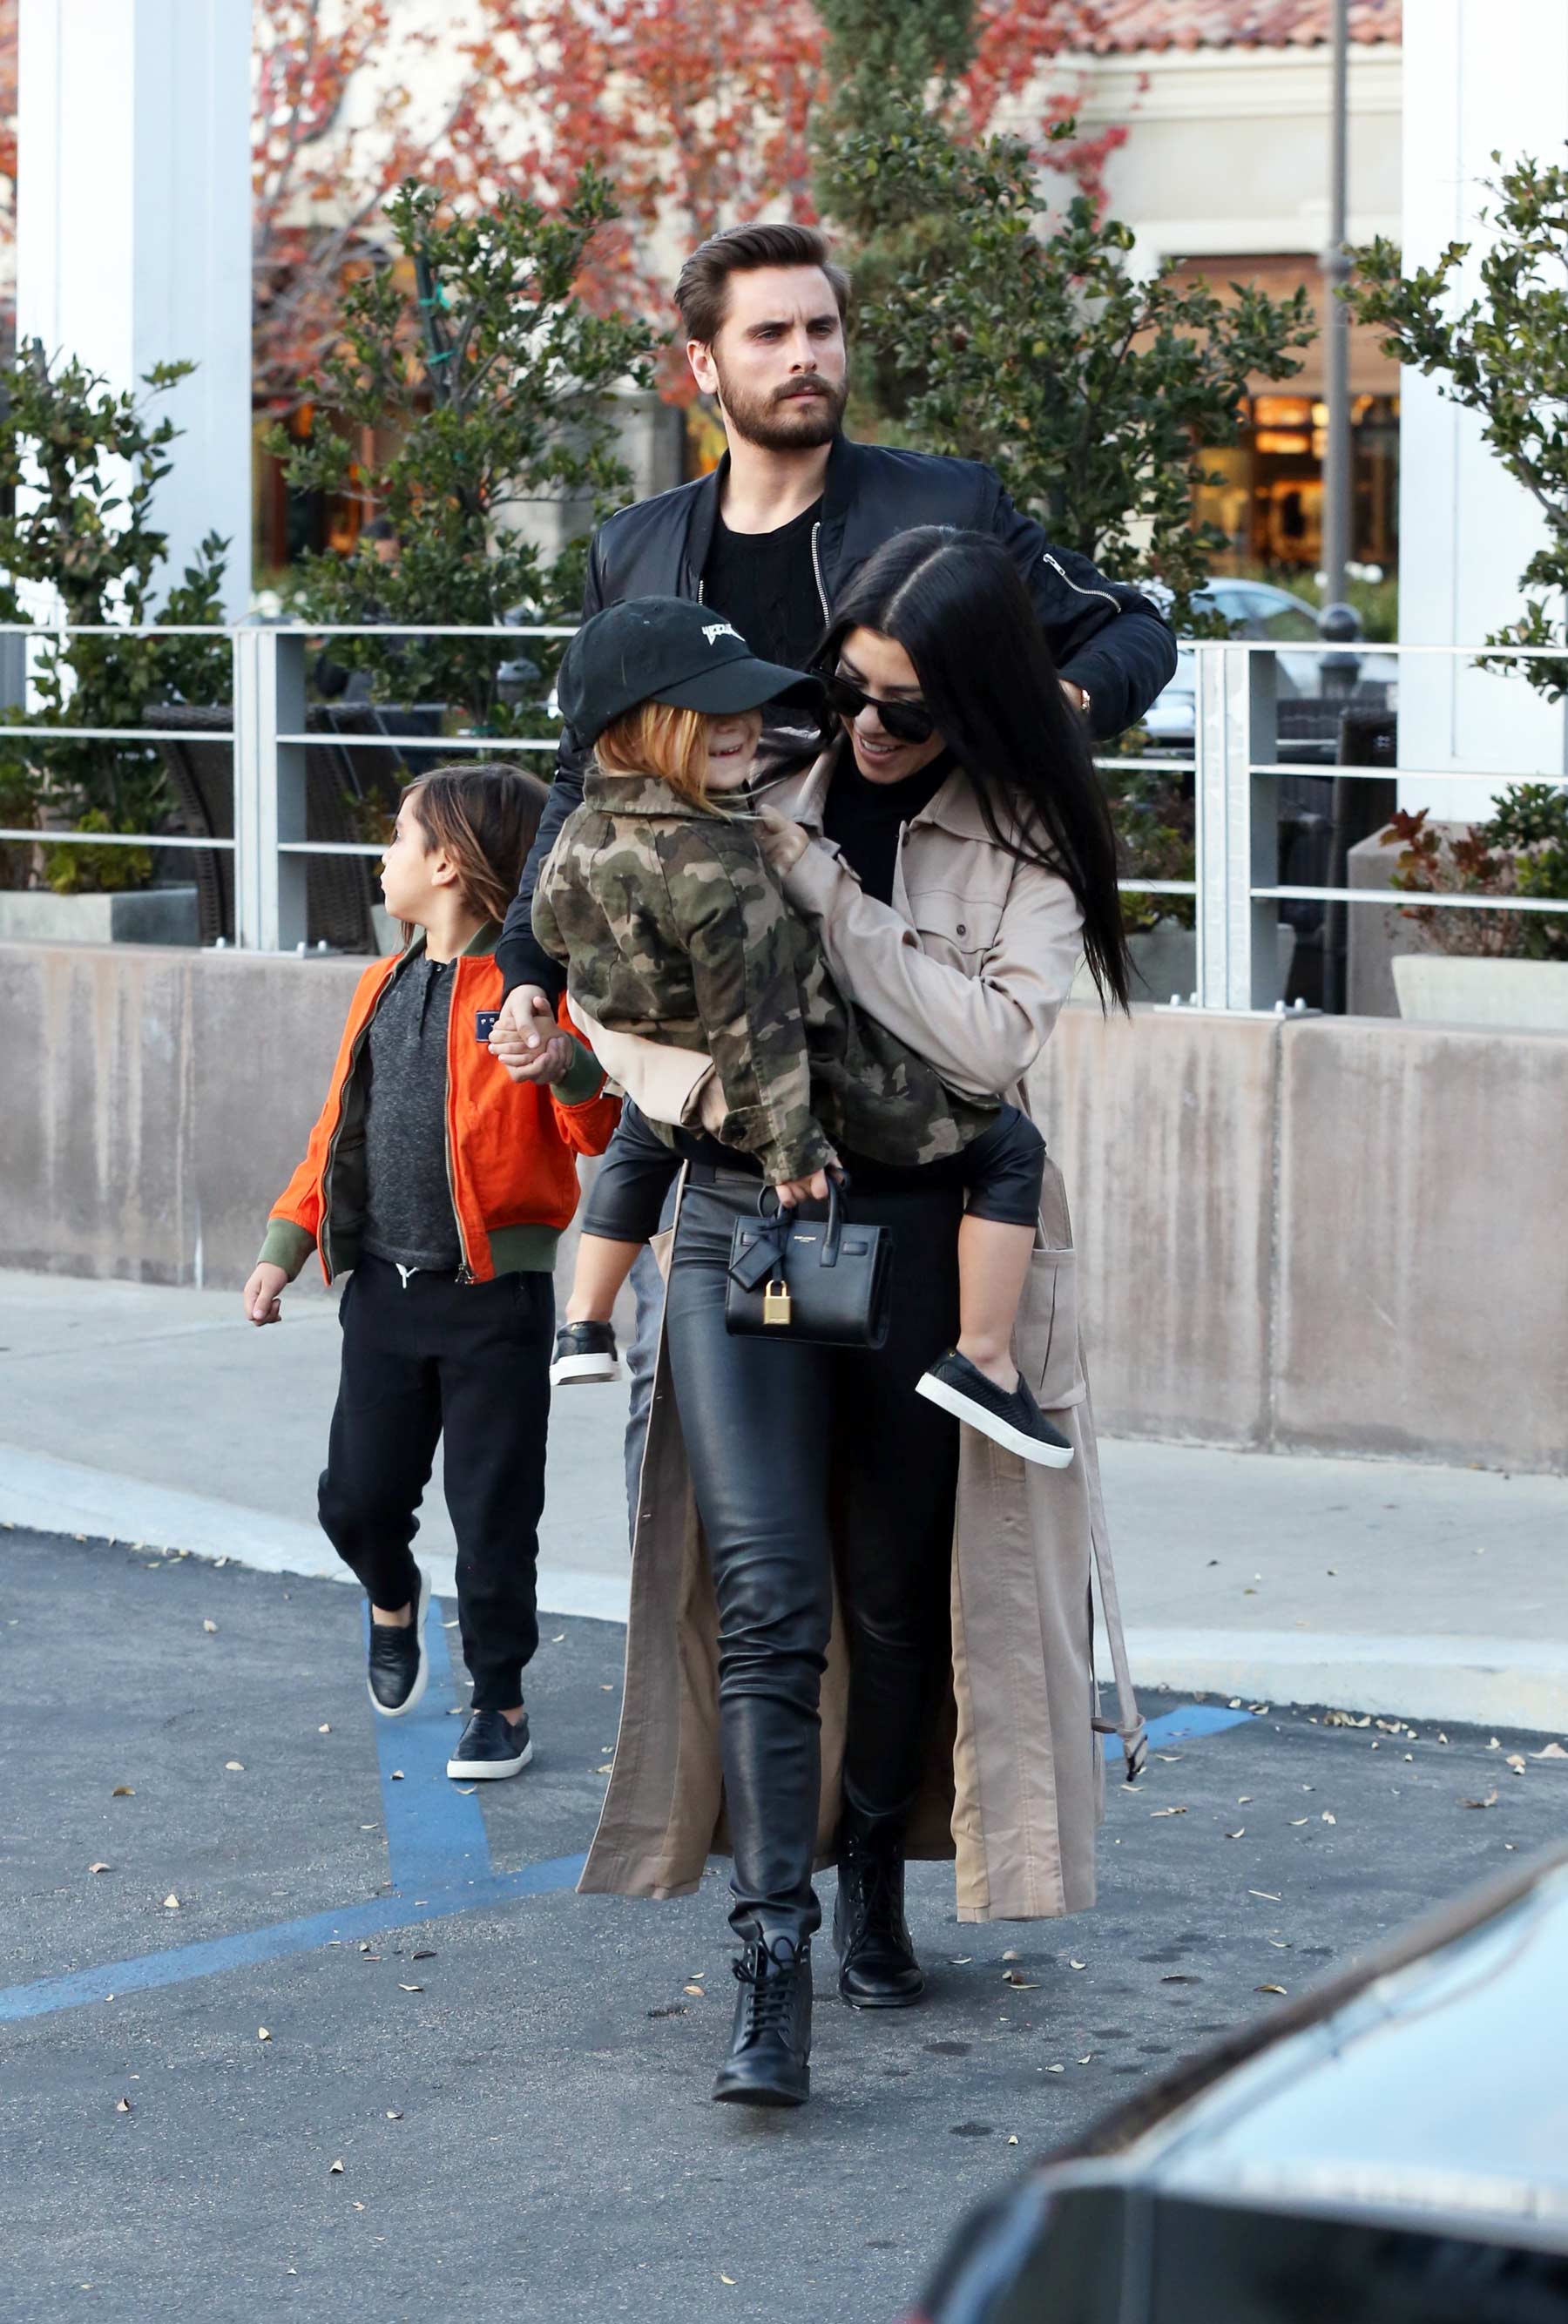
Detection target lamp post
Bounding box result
[1321,0,1352,611]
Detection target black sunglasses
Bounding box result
[823,671,937,747]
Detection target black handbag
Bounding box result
[725,1179,894,1350]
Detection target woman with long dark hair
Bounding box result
[574,529,1146,2108]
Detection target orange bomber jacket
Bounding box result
[258,921,620,1287]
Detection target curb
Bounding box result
[4,1446,1565,1732]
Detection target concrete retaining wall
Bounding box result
[3,939,1565,1473]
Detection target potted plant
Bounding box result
[1381,785,1568,1028]
[0,342,230,945]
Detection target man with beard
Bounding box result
[490,220,1175,1527]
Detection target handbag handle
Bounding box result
[756,1173,848,1268]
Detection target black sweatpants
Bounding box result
[317,1254,554,1710]
[665,1164,963,1950]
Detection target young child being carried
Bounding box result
[241,763,620,1779]
[531,596,1071,1469]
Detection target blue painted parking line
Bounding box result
[0,1854,587,2026]
[2,1653,1254,2025]
[368,1596,491,1894]
[1104,1701,1255,1760]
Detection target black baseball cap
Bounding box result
[558,597,822,745]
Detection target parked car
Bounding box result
[911,1842,1568,2324]
[1142,579,1398,755]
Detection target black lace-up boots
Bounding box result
[833,1824,925,2009]
[711,1936,814,2107]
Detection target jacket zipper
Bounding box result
[1040,550,1119,614]
[810,521,828,621]
[443,960,476,1283]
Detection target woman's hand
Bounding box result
[754,806,812,875]
[241,1262,288,1325]
[774,1157,841,1208]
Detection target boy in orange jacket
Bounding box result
[242,764,619,1780]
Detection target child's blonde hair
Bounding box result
[595,700,725,812]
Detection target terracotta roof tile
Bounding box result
[1066,2,1400,52]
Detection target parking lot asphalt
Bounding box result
[3,1523,1566,2324]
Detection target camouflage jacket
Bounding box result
[531,769,997,1185]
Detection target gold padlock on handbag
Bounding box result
[763,1276,793,1327]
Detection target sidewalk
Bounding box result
[3,1267,1565,1728]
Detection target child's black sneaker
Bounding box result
[366,1564,430,1717]
[549,1321,621,1386]
[916,1352,1075,1469]
[446,1707,533,1780]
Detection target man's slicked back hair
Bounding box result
[675,222,849,348]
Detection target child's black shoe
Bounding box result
[550,1321,621,1385]
[916,1352,1074,1469]
[446,1707,533,1780]
[366,1564,430,1716]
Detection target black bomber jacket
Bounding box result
[499,434,1177,998]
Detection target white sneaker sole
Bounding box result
[549,1354,622,1386]
[915,1375,1075,1469]
[446,1740,534,1780]
[367,1564,431,1718]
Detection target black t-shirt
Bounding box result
[821,748,956,905]
[700,497,825,676]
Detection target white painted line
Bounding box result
[0,1446,629,1625]
[1125,1625,1568,1733]
[4,1444,1560,1724]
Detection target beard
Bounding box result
[712,359,848,453]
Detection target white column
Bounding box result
[1398,0,1568,819]
[15,0,253,618]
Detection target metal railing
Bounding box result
[3,624,1566,1001]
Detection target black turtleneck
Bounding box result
[821,747,956,905]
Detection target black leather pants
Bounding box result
[665,1168,962,1949]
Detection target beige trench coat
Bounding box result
[576,744,1146,1923]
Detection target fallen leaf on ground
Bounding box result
[1506,1755,1527,1773]
[114,2098,132,2113]
[1001,1948,1020,1961]
[162,1894,180,1910]
[328,2159,344,2175]
[1249,1891,1281,1902]
[257,2028,271,2042]
[1288,1817,1308,1826]
[1226,1829,1246,1840]
[1255,1983,1288,1996]
[318,1724,330,1735]
[352,2201,365,2212]
[551,1634,565,1644]
[1046,2064,1064,2074]
[1007,2134,1018,2145]
[1078,2054,1092,2064]
[1150,1807,1187,1819]
[1462,1791,1499,1810]
[202,1620,218,1635]
[1321,1812,1337,1825]
[390,1771,404,1781]
[112,1786,133,1798]
[596,1763,614,1775]
[88,1862,112,1875]
[1067,1959,1086,1971]
[1532,1743,1568,1760]
[385,2111,402,2121]
[720,2276,736,2287]
[443,1619,459,1630]
[412,1950,436,1962]
[1160,1974,1197,1984]
[225,1761,244,1773]
[683,1983,706,1997]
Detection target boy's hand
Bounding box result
[489,985,575,1084]
[242,1262,289,1326]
